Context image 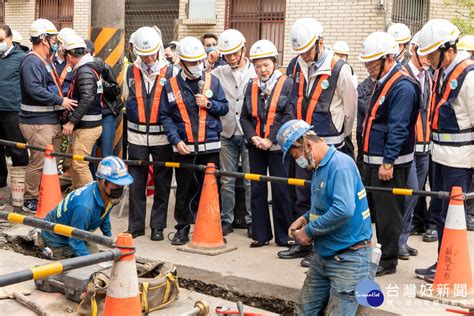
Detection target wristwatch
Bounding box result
[382,163,393,170]
[205,102,211,109]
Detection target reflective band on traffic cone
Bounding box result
[178,163,237,255]
[433,186,473,296]
[146,165,154,197]
[103,233,141,316]
[36,145,62,219]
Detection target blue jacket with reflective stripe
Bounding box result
[303,146,372,257]
[19,53,63,125]
[42,182,113,257]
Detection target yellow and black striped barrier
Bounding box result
[0,248,122,287]
[0,139,466,199]
[0,211,116,248]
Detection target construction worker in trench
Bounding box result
[39,156,133,260]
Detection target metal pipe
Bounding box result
[0,212,116,248]
[0,248,122,287]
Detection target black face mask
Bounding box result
[106,186,124,199]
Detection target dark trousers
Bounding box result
[412,154,436,230]
[430,162,472,253]
[173,152,219,230]
[248,147,292,245]
[0,112,29,184]
[127,143,173,232]
[365,165,409,269]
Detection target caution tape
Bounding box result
[0,139,467,199]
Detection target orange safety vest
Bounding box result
[59,63,72,88]
[31,51,63,97]
[431,59,473,131]
[293,57,338,123]
[168,73,212,143]
[250,75,287,138]
[363,71,404,153]
[133,65,167,125]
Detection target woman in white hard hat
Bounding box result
[160,36,229,246]
[240,39,294,248]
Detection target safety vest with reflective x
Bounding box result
[168,73,217,153]
[250,75,287,139]
[430,59,474,147]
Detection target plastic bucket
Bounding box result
[10,167,26,207]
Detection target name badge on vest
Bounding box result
[97,80,103,94]
[67,66,72,73]
[160,78,167,86]
[450,79,458,90]
[321,79,329,90]
[205,89,213,98]
[45,64,52,72]
[379,96,385,105]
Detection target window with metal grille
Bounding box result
[225,0,286,63]
[391,0,429,34]
[125,0,179,45]
[0,1,5,24]
[36,0,74,30]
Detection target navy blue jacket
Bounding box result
[19,52,64,125]
[363,64,419,166]
[0,45,25,112]
[160,70,229,152]
[52,54,73,96]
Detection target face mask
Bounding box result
[166,57,174,64]
[205,46,217,54]
[51,43,58,53]
[188,63,204,79]
[105,186,124,205]
[0,42,8,55]
[295,156,308,169]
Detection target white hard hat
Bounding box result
[218,29,246,55]
[417,19,460,56]
[387,23,412,44]
[332,41,350,55]
[359,31,399,62]
[63,34,86,51]
[458,34,474,51]
[129,31,136,44]
[177,37,206,62]
[11,30,22,42]
[290,18,324,54]
[30,18,58,38]
[57,28,76,44]
[133,26,161,56]
[410,31,421,47]
[249,39,278,61]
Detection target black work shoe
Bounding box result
[422,229,438,242]
[128,230,145,239]
[151,229,164,241]
[171,227,190,246]
[410,225,426,235]
[221,222,233,236]
[247,223,252,239]
[300,251,314,267]
[22,198,38,214]
[407,245,418,256]
[398,246,410,260]
[466,214,474,231]
[278,244,312,259]
[415,263,437,279]
[376,265,396,277]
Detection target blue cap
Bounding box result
[276,119,314,161]
[96,156,134,186]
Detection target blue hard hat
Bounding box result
[96,156,134,186]
[277,119,314,161]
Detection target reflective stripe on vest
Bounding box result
[20,104,64,112]
[250,75,287,138]
[363,71,403,153]
[432,130,473,146]
[172,141,221,153]
[363,152,414,165]
[30,51,63,98]
[168,73,212,143]
[431,59,473,131]
[294,57,338,122]
[127,121,165,133]
[133,65,167,125]
[81,114,103,121]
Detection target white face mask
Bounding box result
[188,63,204,79]
[295,156,308,169]
[0,42,9,55]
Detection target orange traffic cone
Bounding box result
[433,186,473,296]
[103,233,141,316]
[36,145,62,219]
[178,163,237,255]
[146,166,154,197]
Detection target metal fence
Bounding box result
[36,0,74,30]
[0,0,4,24]
[125,0,179,45]
[225,0,286,64]
[391,0,430,34]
